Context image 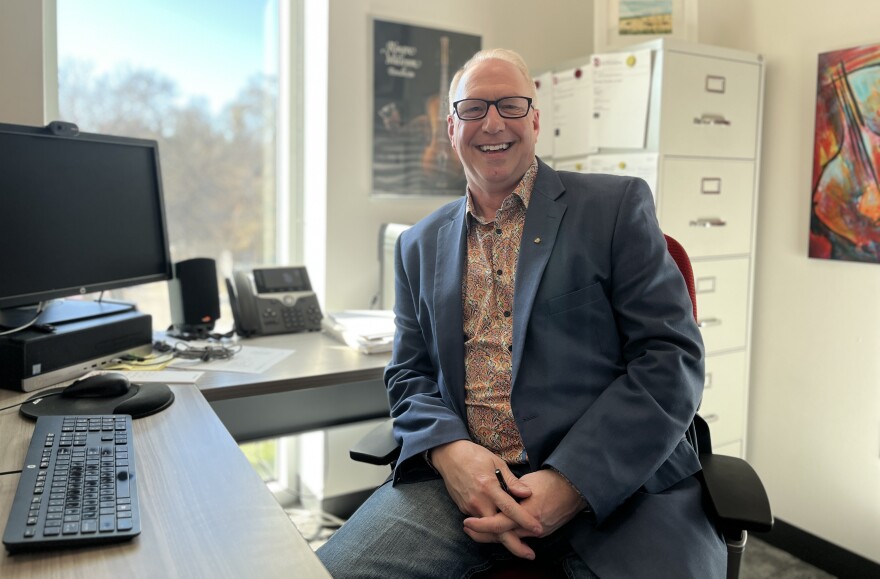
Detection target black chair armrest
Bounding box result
[350,419,400,466]
[699,453,774,534]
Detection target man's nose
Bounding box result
[482,105,505,132]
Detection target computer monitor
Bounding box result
[0,122,172,327]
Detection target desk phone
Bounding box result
[226,266,323,337]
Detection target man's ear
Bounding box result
[447,114,457,151]
[532,107,540,138]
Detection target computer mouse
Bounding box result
[62,373,132,398]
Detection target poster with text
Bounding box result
[372,19,480,197]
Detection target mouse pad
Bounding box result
[19,383,175,420]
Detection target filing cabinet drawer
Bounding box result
[659,52,761,159]
[692,258,749,353]
[698,351,746,448]
[658,158,755,258]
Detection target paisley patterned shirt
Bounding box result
[462,159,538,464]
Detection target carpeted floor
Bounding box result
[742,537,835,578]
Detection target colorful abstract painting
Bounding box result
[810,43,880,263]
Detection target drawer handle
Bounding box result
[689,218,727,228]
[698,317,722,328]
[701,177,722,195]
[702,413,720,423]
[693,114,731,126]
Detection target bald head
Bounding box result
[448,48,535,113]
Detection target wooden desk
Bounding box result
[199,332,392,442]
[0,386,330,578]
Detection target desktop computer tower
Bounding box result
[0,310,153,392]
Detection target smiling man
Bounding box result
[317,48,726,578]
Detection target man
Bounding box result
[318,48,725,578]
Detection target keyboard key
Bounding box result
[99,515,116,532]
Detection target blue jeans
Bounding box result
[316,477,598,578]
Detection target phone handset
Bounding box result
[225,272,259,337]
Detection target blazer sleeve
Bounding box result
[540,178,705,522]
[384,231,471,480]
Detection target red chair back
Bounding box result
[664,234,698,322]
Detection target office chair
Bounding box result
[351,234,773,578]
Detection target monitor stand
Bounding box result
[0,299,136,329]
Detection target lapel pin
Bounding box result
[534,237,541,244]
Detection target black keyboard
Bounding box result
[2,415,141,553]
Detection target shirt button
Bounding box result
[496,269,503,276]
[503,311,511,317]
[495,228,502,235]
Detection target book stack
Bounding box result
[321,310,395,354]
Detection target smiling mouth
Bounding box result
[478,143,511,152]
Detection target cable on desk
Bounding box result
[0,400,29,413]
[171,341,242,362]
[0,301,47,336]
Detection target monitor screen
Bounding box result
[0,122,172,312]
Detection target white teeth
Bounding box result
[479,143,510,152]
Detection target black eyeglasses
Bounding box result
[452,96,533,120]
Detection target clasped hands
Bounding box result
[430,440,586,560]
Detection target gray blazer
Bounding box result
[385,158,725,577]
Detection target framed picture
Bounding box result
[372,19,481,197]
[809,43,880,264]
[593,0,697,53]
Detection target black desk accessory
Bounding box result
[3,414,141,553]
[20,382,174,420]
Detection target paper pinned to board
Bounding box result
[589,49,653,149]
[552,66,596,159]
[585,152,659,201]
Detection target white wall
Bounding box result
[697,0,880,564]
[0,0,47,125]
[320,0,593,310]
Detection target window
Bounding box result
[55,0,292,332]
[53,0,306,488]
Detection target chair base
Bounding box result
[726,530,747,579]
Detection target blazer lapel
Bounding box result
[511,161,567,386]
[433,201,468,416]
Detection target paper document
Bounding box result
[554,157,591,173]
[585,153,659,201]
[168,346,293,374]
[590,49,653,149]
[120,370,203,384]
[552,67,595,158]
[323,310,395,354]
[533,71,555,159]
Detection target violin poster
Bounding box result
[810,43,880,263]
[372,19,480,197]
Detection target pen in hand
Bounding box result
[495,468,511,494]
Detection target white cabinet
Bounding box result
[550,39,764,458]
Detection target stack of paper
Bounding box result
[322,310,396,354]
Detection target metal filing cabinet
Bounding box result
[548,39,764,458]
[648,39,763,458]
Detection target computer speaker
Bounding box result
[168,258,220,338]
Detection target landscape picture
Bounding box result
[618,0,673,35]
